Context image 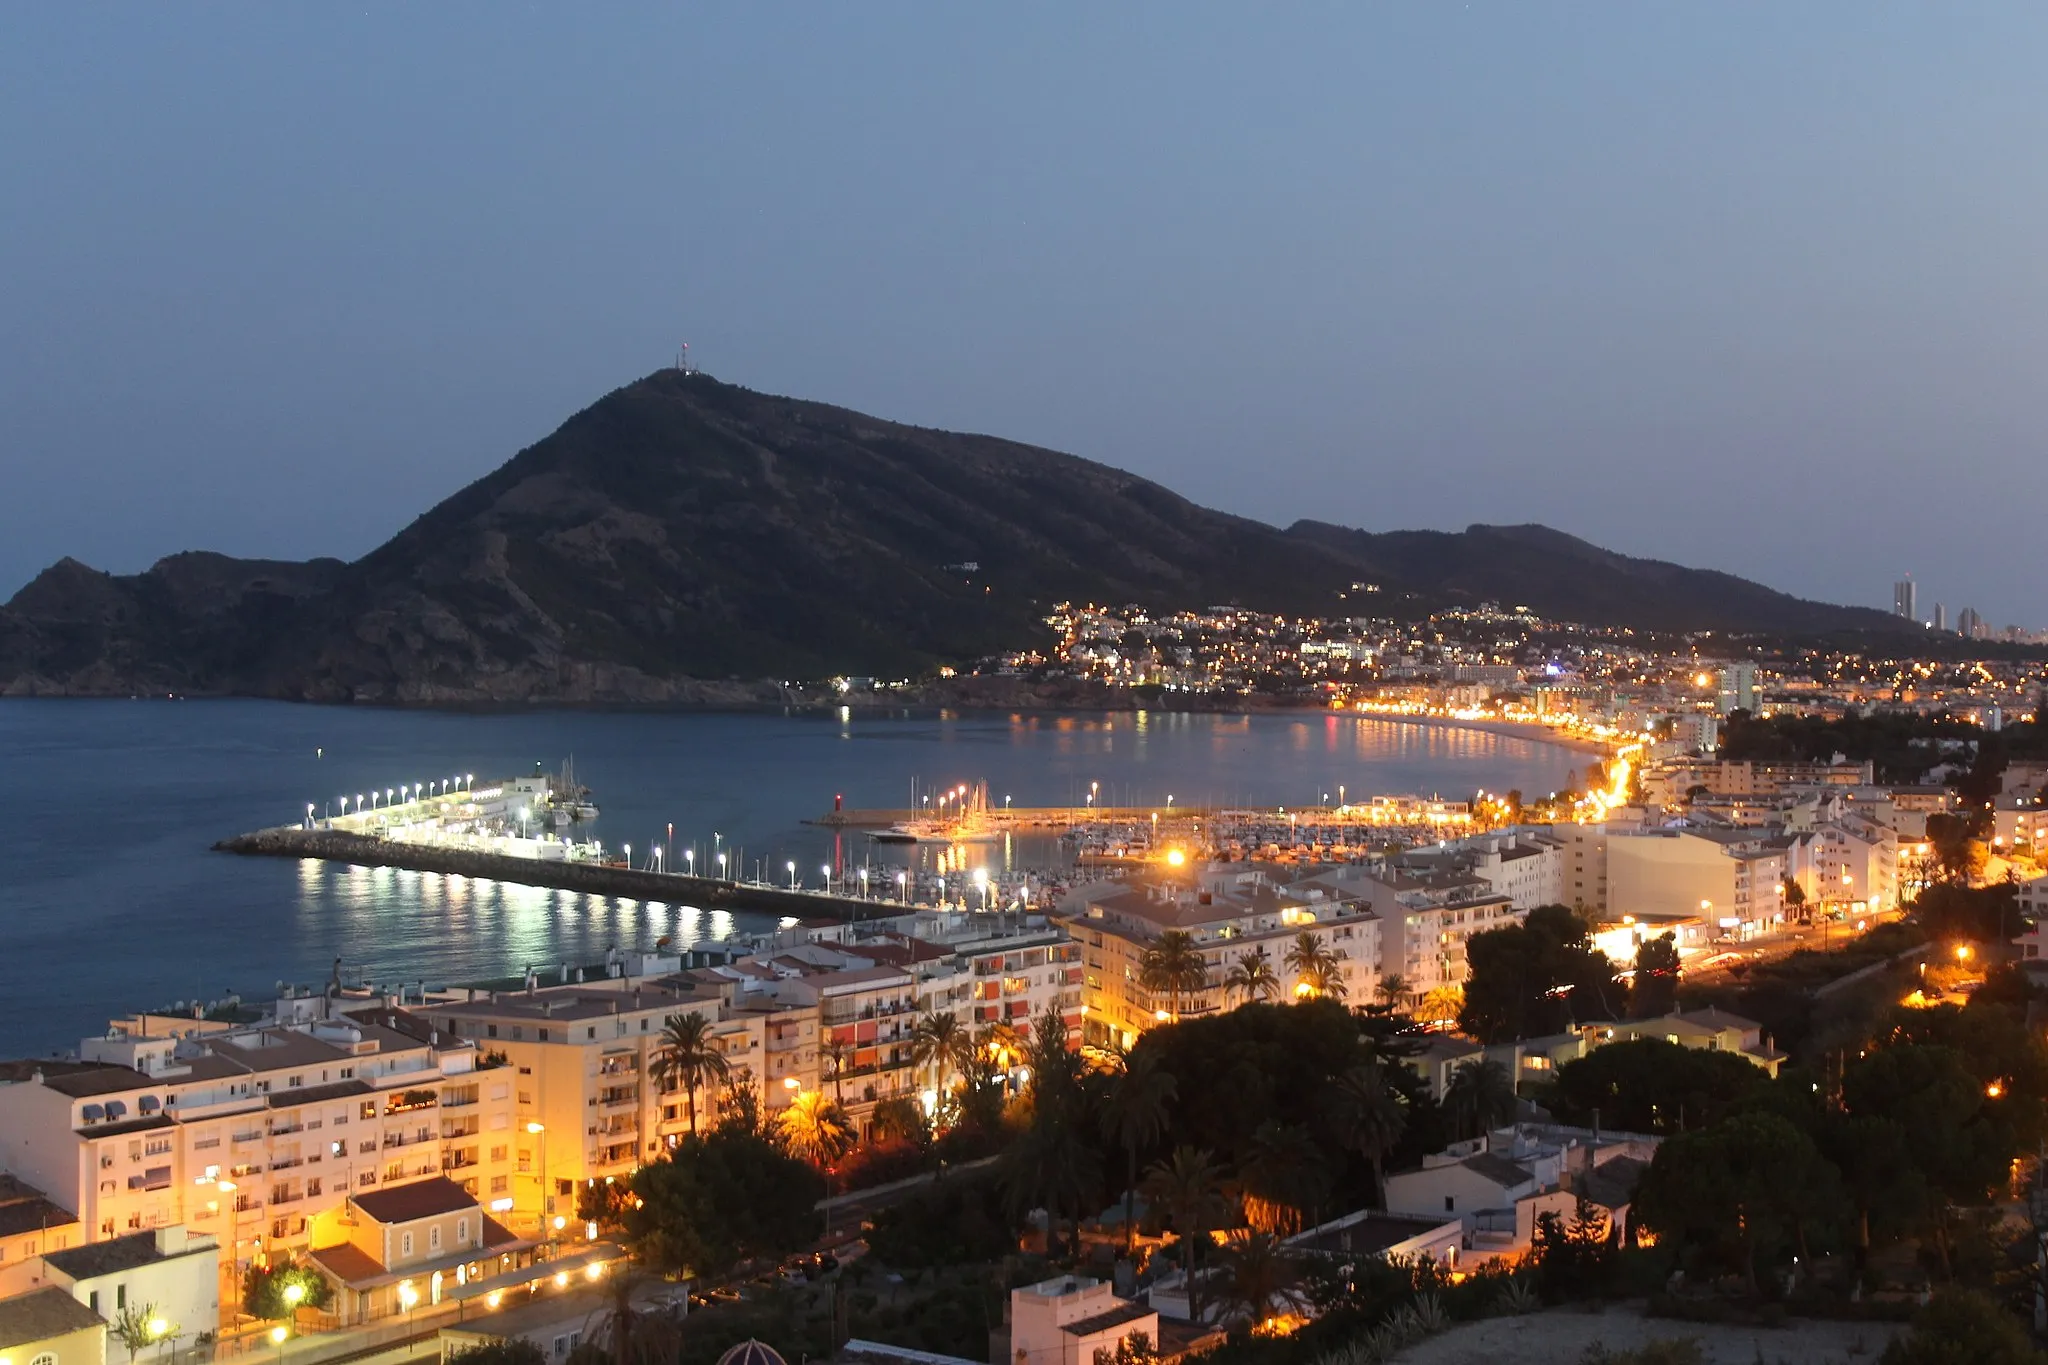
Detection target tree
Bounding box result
[624,1128,824,1279]
[1415,985,1464,1029]
[1142,1147,1233,1323]
[1375,974,1411,1010]
[648,1011,730,1136]
[779,1090,856,1169]
[1005,1003,1100,1257]
[242,1257,332,1322]
[1328,1063,1407,1207]
[1443,1059,1516,1140]
[715,1068,764,1138]
[821,1037,850,1105]
[1101,1050,1178,1252]
[1138,930,1210,1019]
[1633,1111,1844,1292]
[1237,1120,1331,1235]
[1842,1042,2012,1277]
[871,1096,930,1147]
[1093,1333,1160,1365]
[1224,948,1280,1006]
[1212,1232,1307,1328]
[110,1304,171,1364]
[1883,1287,2048,1365]
[1629,933,1681,1019]
[1284,931,1347,1000]
[909,1011,972,1100]
[1459,905,1619,1042]
[1546,1038,1768,1135]
[1782,878,1809,921]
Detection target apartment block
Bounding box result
[1607,828,1787,939]
[1066,875,1381,1048]
[415,978,759,1221]
[0,1001,513,1317]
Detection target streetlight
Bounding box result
[787,860,797,889]
[684,849,694,876]
[897,871,907,903]
[525,1122,552,1241]
[716,852,727,880]
[623,843,632,870]
[822,863,832,895]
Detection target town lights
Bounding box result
[270,1327,289,1346]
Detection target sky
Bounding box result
[4,6,2046,626]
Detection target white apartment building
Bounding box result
[1607,828,1787,940]
[1786,817,1899,916]
[0,1003,513,1316]
[1319,865,1520,1000]
[1558,824,1610,916]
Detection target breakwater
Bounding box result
[216,827,883,922]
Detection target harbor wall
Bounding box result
[215,827,879,921]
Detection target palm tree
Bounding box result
[1212,1231,1306,1329]
[1444,1059,1516,1140]
[821,1037,851,1105]
[1100,1051,1178,1252]
[1417,985,1464,1029]
[1223,948,1280,1006]
[779,1090,856,1169]
[1138,930,1211,1020]
[1141,1146,1233,1323]
[1329,1063,1408,1208]
[1238,1120,1331,1236]
[1375,973,1411,1010]
[909,1011,971,1101]
[648,1011,729,1135]
[1284,931,1347,1000]
[976,1020,1024,1074]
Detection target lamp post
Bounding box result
[787,860,797,890]
[716,852,727,881]
[526,1121,551,1247]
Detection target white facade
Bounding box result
[0,1228,220,1356]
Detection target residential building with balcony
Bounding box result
[414,978,757,1225]
[1063,875,1380,1049]
[0,1002,511,1321]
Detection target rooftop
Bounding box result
[351,1176,477,1225]
[44,1229,212,1281]
[1061,1302,1155,1338]
[0,1287,106,1350]
[1290,1212,1460,1258]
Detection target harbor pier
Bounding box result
[216,826,894,922]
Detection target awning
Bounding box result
[448,1242,627,1305]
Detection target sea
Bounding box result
[0,701,1588,1056]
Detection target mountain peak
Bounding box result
[0,376,1916,700]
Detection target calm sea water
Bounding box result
[0,702,1583,1055]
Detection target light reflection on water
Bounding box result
[0,701,1581,1053]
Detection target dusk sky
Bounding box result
[5,6,2045,624]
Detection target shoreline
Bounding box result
[4,691,1617,755]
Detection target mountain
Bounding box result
[0,370,1914,701]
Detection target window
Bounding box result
[457,1218,472,1247]
[1444,1196,1455,1212]
[118,1285,127,1310]
[486,1025,499,1039]
[586,1028,596,1040]
[401,1231,414,1258]
[30,1353,57,1365]
[490,1176,509,1195]
[89,1291,100,1313]
[429,1225,442,1252]
[538,1029,551,1043]
[490,1145,507,1162]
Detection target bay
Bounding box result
[0,701,1586,1055]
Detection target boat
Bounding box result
[870,821,1000,844]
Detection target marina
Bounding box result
[0,701,1586,1053]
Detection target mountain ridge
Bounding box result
[0,370,1916,701]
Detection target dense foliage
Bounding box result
[623,1128,824,1279]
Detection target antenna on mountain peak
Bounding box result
[676,341,697,376]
